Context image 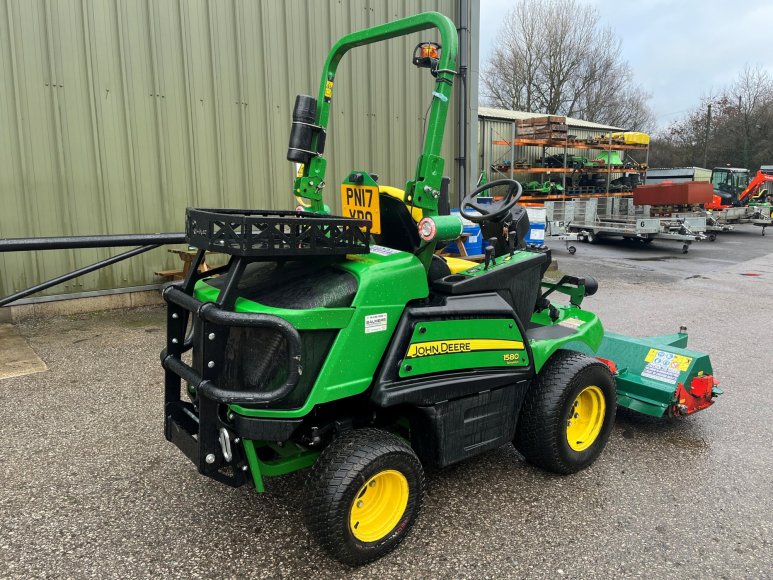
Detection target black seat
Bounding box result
[431,250,550,324]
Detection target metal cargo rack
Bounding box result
[545,197,707,253]
[186,208,371,257]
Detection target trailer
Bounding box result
[545,197,707,253]
[705,205,768,229]
[751,204,772,235]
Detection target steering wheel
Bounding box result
[459,179,522,223]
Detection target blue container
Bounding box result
[449,209,482,255]
[524,207,546,246]
[525,222,546,246]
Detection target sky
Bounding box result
[478,0,773,129]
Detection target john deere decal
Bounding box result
[406,339,524,358]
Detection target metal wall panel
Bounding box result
[0,0,472,298]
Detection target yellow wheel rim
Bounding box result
[566,385,606,451]
[349,470,409,543]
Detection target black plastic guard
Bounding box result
[410,384,528,468]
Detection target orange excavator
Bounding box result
[707,167,773,209]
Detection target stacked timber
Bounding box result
[515,116,568,140]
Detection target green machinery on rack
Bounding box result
[161,12,721,566]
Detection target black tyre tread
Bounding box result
[303,428,423,566]
[515,350,615,474]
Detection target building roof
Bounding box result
[478,106,624,132]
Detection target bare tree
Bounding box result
[650,65,773,169]
[481,0,654,130]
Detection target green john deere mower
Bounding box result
[161,12,721,565]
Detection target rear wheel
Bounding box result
[303,428,423,566]
[515,350,616,474]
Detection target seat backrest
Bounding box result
[373,192,421,253]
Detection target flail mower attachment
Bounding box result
[593,329,721,417]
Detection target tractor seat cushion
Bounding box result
[444,256,477,274]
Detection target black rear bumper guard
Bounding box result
[161,281,303,486]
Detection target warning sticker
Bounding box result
[369,245,401,256]
[641,348,692,385]
[558,317,584,329]
[364,313,388,334]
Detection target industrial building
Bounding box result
[0,0,478,307]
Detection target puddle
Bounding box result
[660,434,709,451]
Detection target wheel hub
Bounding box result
[349,469,409,542]
[566,385,606,451]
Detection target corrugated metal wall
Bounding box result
[0,0,472,298]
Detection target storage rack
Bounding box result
[481,115,650,204]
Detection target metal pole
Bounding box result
[606,132,613,194]
[509,120,515,180]
[0,244,161,307]
[457,0,469,205]
[487,118,493,183]
[702,103,712,168]
[563,132,568,190]
[0,233,185,252]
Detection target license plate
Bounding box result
[341,184,380,234]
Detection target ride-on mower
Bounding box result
[161,12,721,565]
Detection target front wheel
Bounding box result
[514,350,616,474]
[303,428,424,566]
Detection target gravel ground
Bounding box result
[1,225,771,579]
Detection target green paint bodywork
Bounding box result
[399,318,528,378]
[528,305,604,372]
[195,248,429,419]
[242,439,320,493]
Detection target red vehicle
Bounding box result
[707,167,773,209]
